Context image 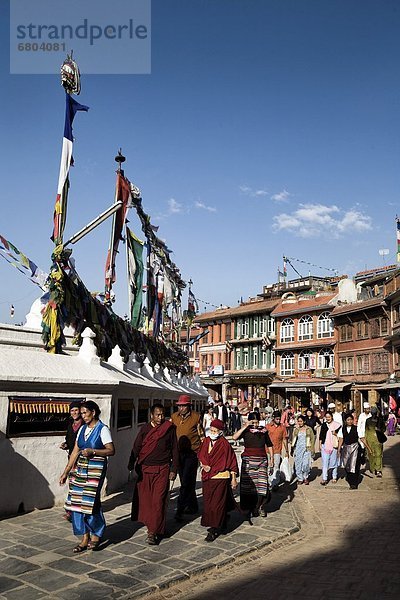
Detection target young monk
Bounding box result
[198,418,238,542]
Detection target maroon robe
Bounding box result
[198,436,238,529]
[130,421,178,535]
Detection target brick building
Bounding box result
[269,292,337,410]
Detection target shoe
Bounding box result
[297,480,304,485]
[331,479,337,484]
[320,480,328,486]
[146,533,157,545]
[73,544,88,553]
[260,510,267,517]
[304,479,309,485]
[205,529,218,542]
[376,471,382,478]
[252,508,260,517]
[350,485,358,490]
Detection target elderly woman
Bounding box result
[319,411,341,485]
[60,401,115,553]
[198,419,238,542]
[291,415,315,485]
[233,412,273,518]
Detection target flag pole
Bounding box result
[187,278,193,351]
[52,53,88,246]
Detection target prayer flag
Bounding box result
[187,288,199,324]
[126,227,144,329]
[51,92,89,245]
[0,233,48,289]
[105,171,132,300]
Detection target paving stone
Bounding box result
[3,545,43,559]
[19,569,78,592]
[2,585,46,599]
[88,570,139,588]
[159,557,195,571]
[135,548,172,563]
[0,557,40,576]
[55,582,115,599]
[0,576,21,594]
[28,551,62,566]
[106,541,145,555]
[100,555,147,570]
[180,546,222,563]
[124,562,174,583]
[47,557,98,575]
[0,539,14,550]
[227,532,260,544]
[150,539,197,556]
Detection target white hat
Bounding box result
[363,402,370,408]
[328,402,335,408]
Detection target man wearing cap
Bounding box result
[357,402,372,447]
[267,411,289,489]
[171,394,204,520]
[327,402,344,427]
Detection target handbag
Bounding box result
[280,457,293,482]
[376,429,387,444]
[332,434,339,449]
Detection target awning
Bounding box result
[269,381,333,390]
[326,382,352,392]
[375,382,400,389]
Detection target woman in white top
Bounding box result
[203,406,215,438]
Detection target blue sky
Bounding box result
[0,0,399,324]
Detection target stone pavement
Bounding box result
[0,445,299,600]
[148,434,400,600]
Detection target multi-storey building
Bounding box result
[195,299,278,405]
[195,306,232,401]
[269,292,337,410]
[330,296,391,412]
[228,299,278,406]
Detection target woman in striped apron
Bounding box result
[233,411,274,519]
[60,401,115,553]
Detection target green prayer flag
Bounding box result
[126,227,144,329]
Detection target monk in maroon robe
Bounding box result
[129,404,178,545]
[198,418,238,542]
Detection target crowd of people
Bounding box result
[58,394,396,553]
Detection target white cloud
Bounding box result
[272,203,372,238]
[195,201,217,212]
[271,189,291,202]
[167,198,183,214]
[239,185,252,194]
[239,185,268,198]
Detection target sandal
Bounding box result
[73,544,88,553]
[88,539,101,551]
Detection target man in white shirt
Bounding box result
[357,402,372,447]
[328,402,343,426]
